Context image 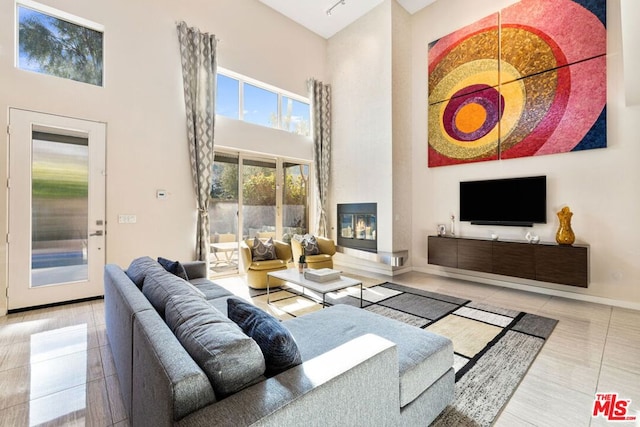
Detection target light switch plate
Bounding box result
[118,214,137,224]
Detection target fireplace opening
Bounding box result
[337,203,377,253]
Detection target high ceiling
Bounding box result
[259,0,437,39]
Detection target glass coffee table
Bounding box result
[266,268,363,308]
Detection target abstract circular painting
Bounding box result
[427,0,606,167]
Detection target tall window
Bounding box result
[17,0,104,86]
[216,69,311,137]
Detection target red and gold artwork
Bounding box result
[427,0,606,167]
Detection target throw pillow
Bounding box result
[303,235,320,255]
[165,296,266,398]
[227,298,302,376]
[157,257,189,280]
[125,256,165,289]
[251,237,276,261]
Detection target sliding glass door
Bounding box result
[210,154,239,275]
[242,158,277,241]
[208,152,310,277]
[283,162,309,242]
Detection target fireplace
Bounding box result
[337,203,377,253]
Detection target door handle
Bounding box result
[90,230,104,236]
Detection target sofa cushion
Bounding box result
[227,298,302,376]
[284,304,453,408]
[182,261,207,280]
[141,268,205,317]
[208,296,234,314]
[165,295,266,398]
[251,237,276,261]
[189,279,234,301]
[157,257,189,280]
[125,256,165,289]
[304,254,332,264]
[249,259,288,271]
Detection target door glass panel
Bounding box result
[283,162,309,243]
[31,132,89,287]
[210,154,239,276]
[242,159,276,240]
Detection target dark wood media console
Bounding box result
[428,236,589,287]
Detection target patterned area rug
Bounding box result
[258,281,558,427]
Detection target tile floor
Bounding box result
[0,271,638,426]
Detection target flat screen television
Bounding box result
[460,176,546,227]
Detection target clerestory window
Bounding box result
[16,0,104,86]
[216,68,311,137]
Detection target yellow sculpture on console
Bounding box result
[555,206,575,245]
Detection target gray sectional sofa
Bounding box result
[104,257,455,426]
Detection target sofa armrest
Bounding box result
[177,334,400,427]
[317,237,337,256]
[239,241,252,273]
[182,261,206,279]
[132,310,217,426]
[104,264,155,419]
[274,239,292,263]
[290,238,303,262]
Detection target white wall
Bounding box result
[327,1,394,255]
[410,0,640,305]
[620,0,640,106]
[0,0,326,314]
[391,1,413,253]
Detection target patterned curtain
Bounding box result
[177,22,217,261]
[308,79,331,237]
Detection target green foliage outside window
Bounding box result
[211,163,238,200]
[211,164,307,206]
[284,174,307,205]
[242,171,275,206]
[18,6,104,86]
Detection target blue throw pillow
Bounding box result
[157,257,189,280]
[227,298,302,376]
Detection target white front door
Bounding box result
[7,109,106,310]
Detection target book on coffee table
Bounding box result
[304,268,341,283]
